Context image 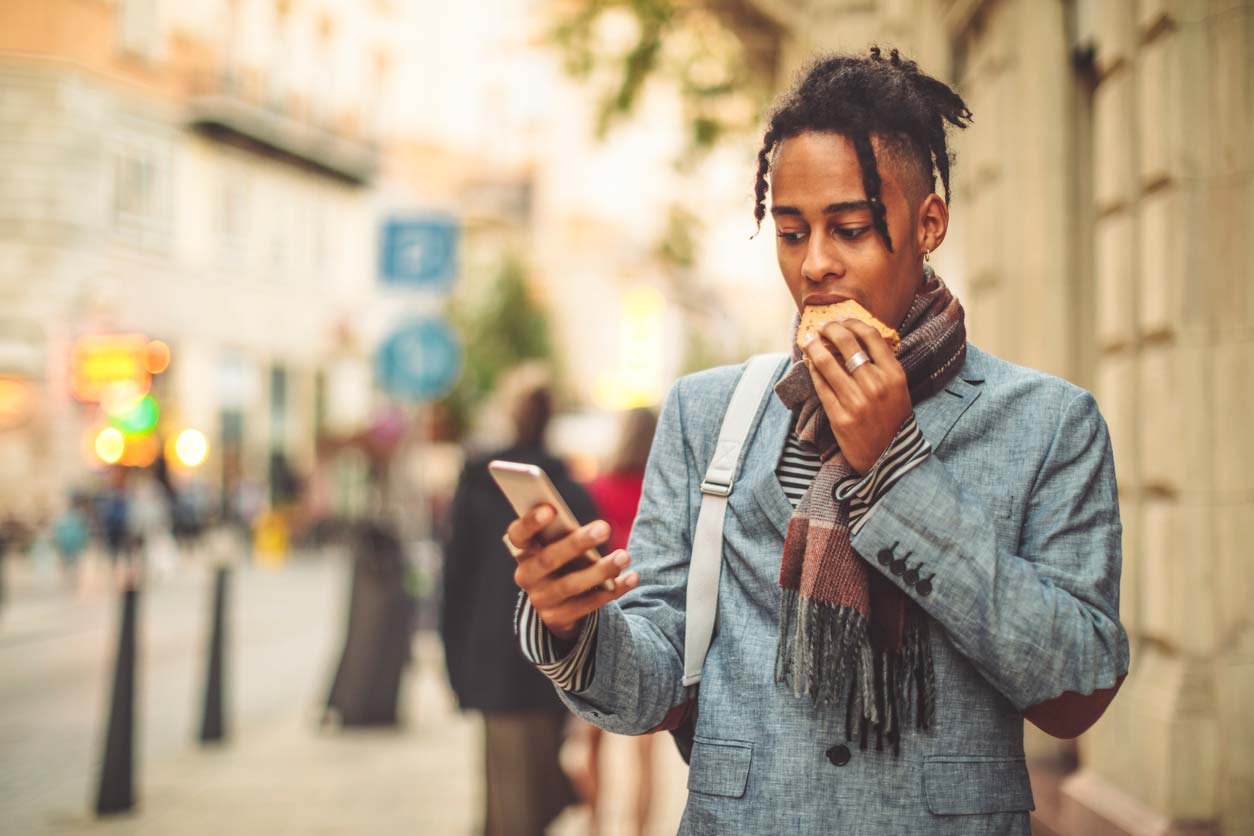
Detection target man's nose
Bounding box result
[802,235,843,282]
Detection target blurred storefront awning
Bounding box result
[186,73,379,186]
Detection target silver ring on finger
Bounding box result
[845,350,872,374]
[501,532,526,558]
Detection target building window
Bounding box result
[311,202,331,283]
[109,133,171,249]
[313,370,327,441]
[117,0,162,61]
[214,173,249,270]
[269,365,288,449]
[266,186,293,279]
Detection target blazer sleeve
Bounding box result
[551,379,695,734]
[850,390,1131,713]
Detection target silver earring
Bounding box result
[923,248,931,263]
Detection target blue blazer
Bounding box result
[557,342,1130,835]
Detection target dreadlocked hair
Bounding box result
[753,47,973,252]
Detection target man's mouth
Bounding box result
[802,292,855,307]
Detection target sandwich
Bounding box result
[797,300,901,356]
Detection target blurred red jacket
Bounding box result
[586,470,646,554]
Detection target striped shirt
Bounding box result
[782,413,931,537]
[516,412,932,691]
[776,434,823,504]
[515,593,601,692]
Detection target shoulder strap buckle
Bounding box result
[699,479,733,497]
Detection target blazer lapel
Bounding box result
[913,354,986,448]
[748,384,799,542]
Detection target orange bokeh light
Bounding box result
[144,340,171,374]
[0,376,35,430]
[118,433,159,467]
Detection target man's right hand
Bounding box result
[507,504,639,641]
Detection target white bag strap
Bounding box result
[683,352,788,687]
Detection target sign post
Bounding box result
[375,213,461,592]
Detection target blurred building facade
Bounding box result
[0,0,790,524]
[711,0,1251,833]
[0,0,454,522]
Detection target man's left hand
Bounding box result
[801,318,912,475]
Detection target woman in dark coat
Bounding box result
[441,366,594,836]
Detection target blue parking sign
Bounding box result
[380,215,458,289]
[376,317,462,402]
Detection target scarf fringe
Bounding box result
[775,591,937,751]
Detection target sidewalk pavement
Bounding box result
[43,633,690,836]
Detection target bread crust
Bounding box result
[797,300,901,355]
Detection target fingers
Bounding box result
[802,325,864,408]
[835,320,907,398]
[528,549,633,610]
[513,519,612,589]
[806,351,853,428]
[537,569,641,630]
[505,504,556,558]
[817,320,874,375]
[838,319,898,367]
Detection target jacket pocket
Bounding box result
[922,755,1035,815]
[687,737,752,798]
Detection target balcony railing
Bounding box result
[185,70,379,185]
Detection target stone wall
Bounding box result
[1071,2,1253,834]
[744,0,1254,832]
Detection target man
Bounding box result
[441,364,588,836]
[505,49,1129,834]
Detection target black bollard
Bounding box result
[95,584,139,815]
[199,565,229,743]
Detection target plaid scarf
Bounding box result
[772,267,967,753]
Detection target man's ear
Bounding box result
[917,193,949,254]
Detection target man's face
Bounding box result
[770,131,925,331]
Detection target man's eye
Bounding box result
[777,231,807,242]
[835,227,870,240]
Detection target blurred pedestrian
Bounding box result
[0,514,13,607]
[52,492,90,583]
[0,515,31,606]
[130,470,177,579]
[95,467,131,566]
[171,477,211,554]
[229,476,263,540]
[28,508,59,582]
[441,364,589,836]
[579,407,658,836]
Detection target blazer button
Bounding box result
[916,576,934,596]
[876,548,893,566]
[826,744,852,766]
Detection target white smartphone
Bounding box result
[488,460,615,592]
